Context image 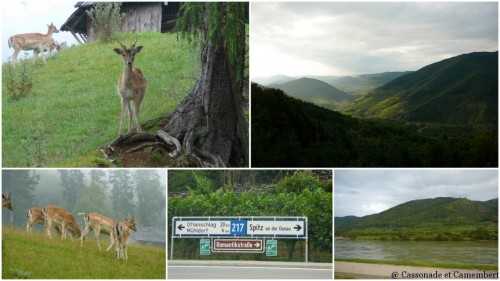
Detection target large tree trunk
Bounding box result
[162,7,248,167]
[105,3,248,167]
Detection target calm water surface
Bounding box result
[335,240,498,265]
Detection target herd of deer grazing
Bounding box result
[8,23,147,136]
[2,192,136,261]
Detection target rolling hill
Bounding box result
[336,197,498,229]
[251,83,497,167]
[331,71,412,96]
[269,77,354,110]
[342,51,498,128]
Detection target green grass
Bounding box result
[2,32,199,167]
[3,226,166,279]
[335,258,498,271]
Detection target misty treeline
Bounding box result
[2,170,166,229]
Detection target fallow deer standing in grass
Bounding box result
[79,212,137,252]
[26,207,62,234]
[113,39,147,136]
[2,192,13,210]
[2,192,13,223]
[8,23,59,63]
[41,205,81,240]
[28,38,61,62]
[112,221,131,260]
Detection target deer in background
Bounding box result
[26,207,62,234]
[3,192,13,223]
[2,192,13,211]
[8,23,59,63]
[41,205,81,240]
[79,212,137,252]
[112,221,131,260]
[113,39,147,136]
[25,38,61,62]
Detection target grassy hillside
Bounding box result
[2,32,199,167]
[342,52,498,128]
[2,227,165,279]
[269,77,353,110]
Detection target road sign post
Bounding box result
[171,216,308,261]
[266,239,277,256]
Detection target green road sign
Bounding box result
[266,239,277,256]
[200,239,211,255]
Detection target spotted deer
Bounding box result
[8,23,59,63]
[2,192,13,210]
[79,212,136,252]
[26,207,62,234]
[2,192,13,223]
[41,205,81,240]
[112,221,131,260]
[113,39,147,136]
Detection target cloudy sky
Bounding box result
[2,0,78,62]
[334,170,498,217]
[251,2,498,77]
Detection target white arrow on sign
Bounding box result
[247,220,305,236]
[174,220,231,236]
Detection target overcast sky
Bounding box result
[334,169,498,217]
[251,2,498,77]
[2,0,78,62]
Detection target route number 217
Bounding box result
[230,220,247,235]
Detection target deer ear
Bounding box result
[113,48,123,55]
[135,46,143,53]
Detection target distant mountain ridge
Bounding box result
[342,51,498,128]
[331,71,413,96]
[269,77,354,110]
[336,197,498,229]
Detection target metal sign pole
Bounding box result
[305,217,309,262]
[170,217,175,260]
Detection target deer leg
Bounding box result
[12,48,20,63]
[94,227,103,251]
[80,225,91,246]
[45,219,52,238]
[119,98,127,136]
[134,100,142,133]
[127,101,133,133]
[105,232,115,252]
[38,44,46,63]
[124,243,128,260]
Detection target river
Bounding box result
[335,240,498,266]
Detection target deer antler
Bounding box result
[131,38,138,48]
[116,39,126,49]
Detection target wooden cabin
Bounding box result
[61,2,181,43]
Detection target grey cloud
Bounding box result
[334,170,498,217]
[252,2,498,76]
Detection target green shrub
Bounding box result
[86,3,123,42]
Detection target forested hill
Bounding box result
[251,83,497,167]
[269,77,353,110]
[342,51,498,128]
[336,197,498,229]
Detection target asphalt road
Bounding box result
[168,260,333,279]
